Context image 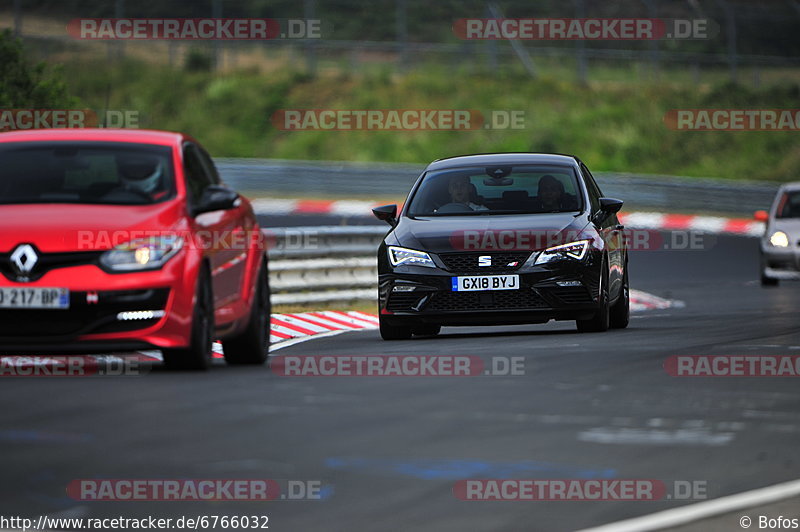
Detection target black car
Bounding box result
[372,153,628,340]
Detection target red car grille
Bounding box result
[0,250,104,282]
[0,289,169,339]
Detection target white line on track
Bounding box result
[269,329,350,352]
[577,477,800,532]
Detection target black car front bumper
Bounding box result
[379,252,602,327]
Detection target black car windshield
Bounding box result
[406,165,584,216]
[776,190,800,218]
[0,141,175,206]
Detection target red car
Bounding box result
[0,129,270,370]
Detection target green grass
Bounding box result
[57,58,800,182]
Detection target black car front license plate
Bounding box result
[451,275,519,292]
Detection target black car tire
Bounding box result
[577,258,610,333]
[609,264,630,329]
[223,261,271,365]
[413,324,441,336]
[162,264,214,370]
[761,273,778,286]
[380,315,412,340]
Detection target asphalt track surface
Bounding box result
[2,234,800,532]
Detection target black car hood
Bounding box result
[392,213,591,253]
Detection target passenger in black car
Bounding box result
[533,174,578,212]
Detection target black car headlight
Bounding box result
[388,246,436,268]
[100,235,184,272]
[533,240,590,265]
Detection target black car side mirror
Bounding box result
[372,204,398,227]
[193,185,240,216]
[593,197,624,225]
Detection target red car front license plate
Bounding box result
[0,287,69,309]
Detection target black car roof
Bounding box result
[426,153,580,171]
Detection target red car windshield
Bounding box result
[0,141,175,206]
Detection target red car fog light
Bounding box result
[116,310,166,321]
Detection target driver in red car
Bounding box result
[117,154,169,200]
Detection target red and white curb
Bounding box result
[0,295,678,367]
[618,212,763,237]
[252,199,765,237]
[149,311,379,361]
[630,289,684,311]
[266,310,378,347]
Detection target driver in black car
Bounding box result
[442,174,488,211]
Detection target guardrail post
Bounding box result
[574,0,588,85]
[13,0,22,37]
[304,0,318,77]
[715,0,738,83]
[396,0,409,70]
[487,2,537,78]
[484,2,498,71]
[212,0,223,71]
[641,0,660,81]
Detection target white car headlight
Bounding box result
[388,246,436,268]
[534,240,590,265]
[770,231,789,248]
[100,235,184,272]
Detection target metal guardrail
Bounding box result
[265,226,388,259]
[218,159,780,216]
[266,226,385,305]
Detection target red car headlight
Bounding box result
[100,235,184,272]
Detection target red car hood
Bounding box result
[0,202,186,253]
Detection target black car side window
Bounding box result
[580,163,601,213]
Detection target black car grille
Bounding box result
[0,289,169,339]
[427,289,547,312]
[553,286,595,305]
[437,252,531,274]
[0,249,104,282]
